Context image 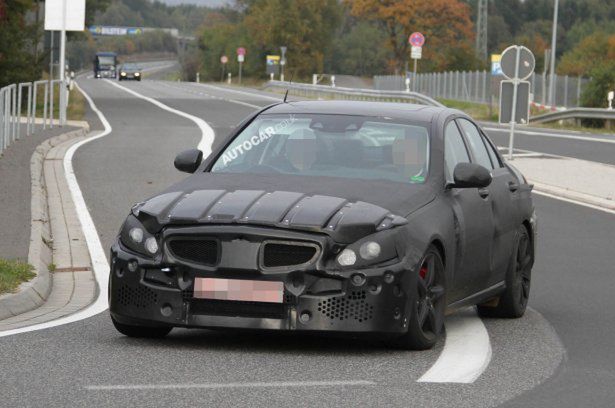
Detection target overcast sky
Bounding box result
[159,0,231,7]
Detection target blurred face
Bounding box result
[286,139,318,170]
[392,137,422,167]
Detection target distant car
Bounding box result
[109,101,536,350]
[118,63,141,81]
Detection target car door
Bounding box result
[443,120,495,301]
[457,118,518,286]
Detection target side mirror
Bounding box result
[451,163,492,188]
[174,149,203,173]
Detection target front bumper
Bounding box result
[109,226,416,335]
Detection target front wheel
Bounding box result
[390,245,446,350]
[111,316,172,338]
[478,225,533,318]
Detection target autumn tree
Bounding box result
[243,0,342,77]
[346,0,478,73]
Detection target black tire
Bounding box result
[390,245,446,350]
[478,225,533,318]
[111,316,172,338]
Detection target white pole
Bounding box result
[59,0,67,125]
[548,0,559,107]
[508,46,521,160]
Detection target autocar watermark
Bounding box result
[221,114,296,165]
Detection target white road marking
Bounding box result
[0,82,112,338]
[418,309,492,383]
[483,126,615,144]
[194,83,283,102]
[532,190,615,215]
[86,380,375,391]
[155,80,264,109]
[106,79,215,156]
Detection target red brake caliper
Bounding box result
[419,265,428,280]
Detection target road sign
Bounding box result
[500,45,535,80]
[220,55,228,64]
[491,54,503,76]
[498,45,536,160]
[411,46,422,60]
[409,32,425,48]
[499,81,530,124]
[237,47,246,56]
[45,0,85,31]
[237,54,244,63]
[266,55,280,75]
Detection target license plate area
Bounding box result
[193,277,284,304]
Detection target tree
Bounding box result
[346,0,479,73]
[558,32,615,76]
[243,0,342,78]
[0,0,41,87]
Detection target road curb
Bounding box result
[531,180,615,211]
[0,125,90,320]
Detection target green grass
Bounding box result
[67,88,85,121]
[437,98,498,122]
[0,259,36,295]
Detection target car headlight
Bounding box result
[134,72,140,76]
[120,72,126,76]
[119,214,160,257]
[335,231,398,269]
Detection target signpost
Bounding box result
[236,47,246,85]
[280,46,287,81]
[45,0,85,126]
[266,55,280,78]
[220,55,228,82]
[408,32,425,92]
[499,45,535,160]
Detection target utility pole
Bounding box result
[548,0,559,107]
[476,0,488,61]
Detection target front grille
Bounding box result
[317,291,374,323]
[168,238,218,265]
[262,242,318,268]
[190,299,285,319]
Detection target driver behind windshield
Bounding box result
[391,136,427,183]
[276,129,319,172]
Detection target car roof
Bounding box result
[263,100,457,123]
[96,52,117,56]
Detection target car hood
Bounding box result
[134,173,436,243]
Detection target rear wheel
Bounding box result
[111,316,172,338]
[478,225,533,318]
[391,246,446,350]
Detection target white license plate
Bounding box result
[193,278,284,303]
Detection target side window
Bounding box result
[444,121,470,181]
[458,119,494,170]
[481,132,502,168]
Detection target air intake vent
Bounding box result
[262,242,318,268]
[117,285,158,308]
[191,299,285,319]
[317,291,373,322]
[168,238,218,265]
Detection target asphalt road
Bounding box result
[1,75,614,407]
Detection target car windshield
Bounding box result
[210,113,430,184]
[122,64,138,70]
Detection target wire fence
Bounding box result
[373,71,590,108]
[0,80,65,156]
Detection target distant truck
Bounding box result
[93,52,118,79]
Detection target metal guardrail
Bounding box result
[530,107,615,124]
[262,80,445,108]
[0,80,65,156]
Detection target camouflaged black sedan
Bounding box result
[109,101,536,349]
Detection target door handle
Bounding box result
[508,181,519,192]
[478,188,490,198]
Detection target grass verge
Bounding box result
[67,88,85,121]
[0,259,36,295]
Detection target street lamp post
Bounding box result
[548,0,559,107]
